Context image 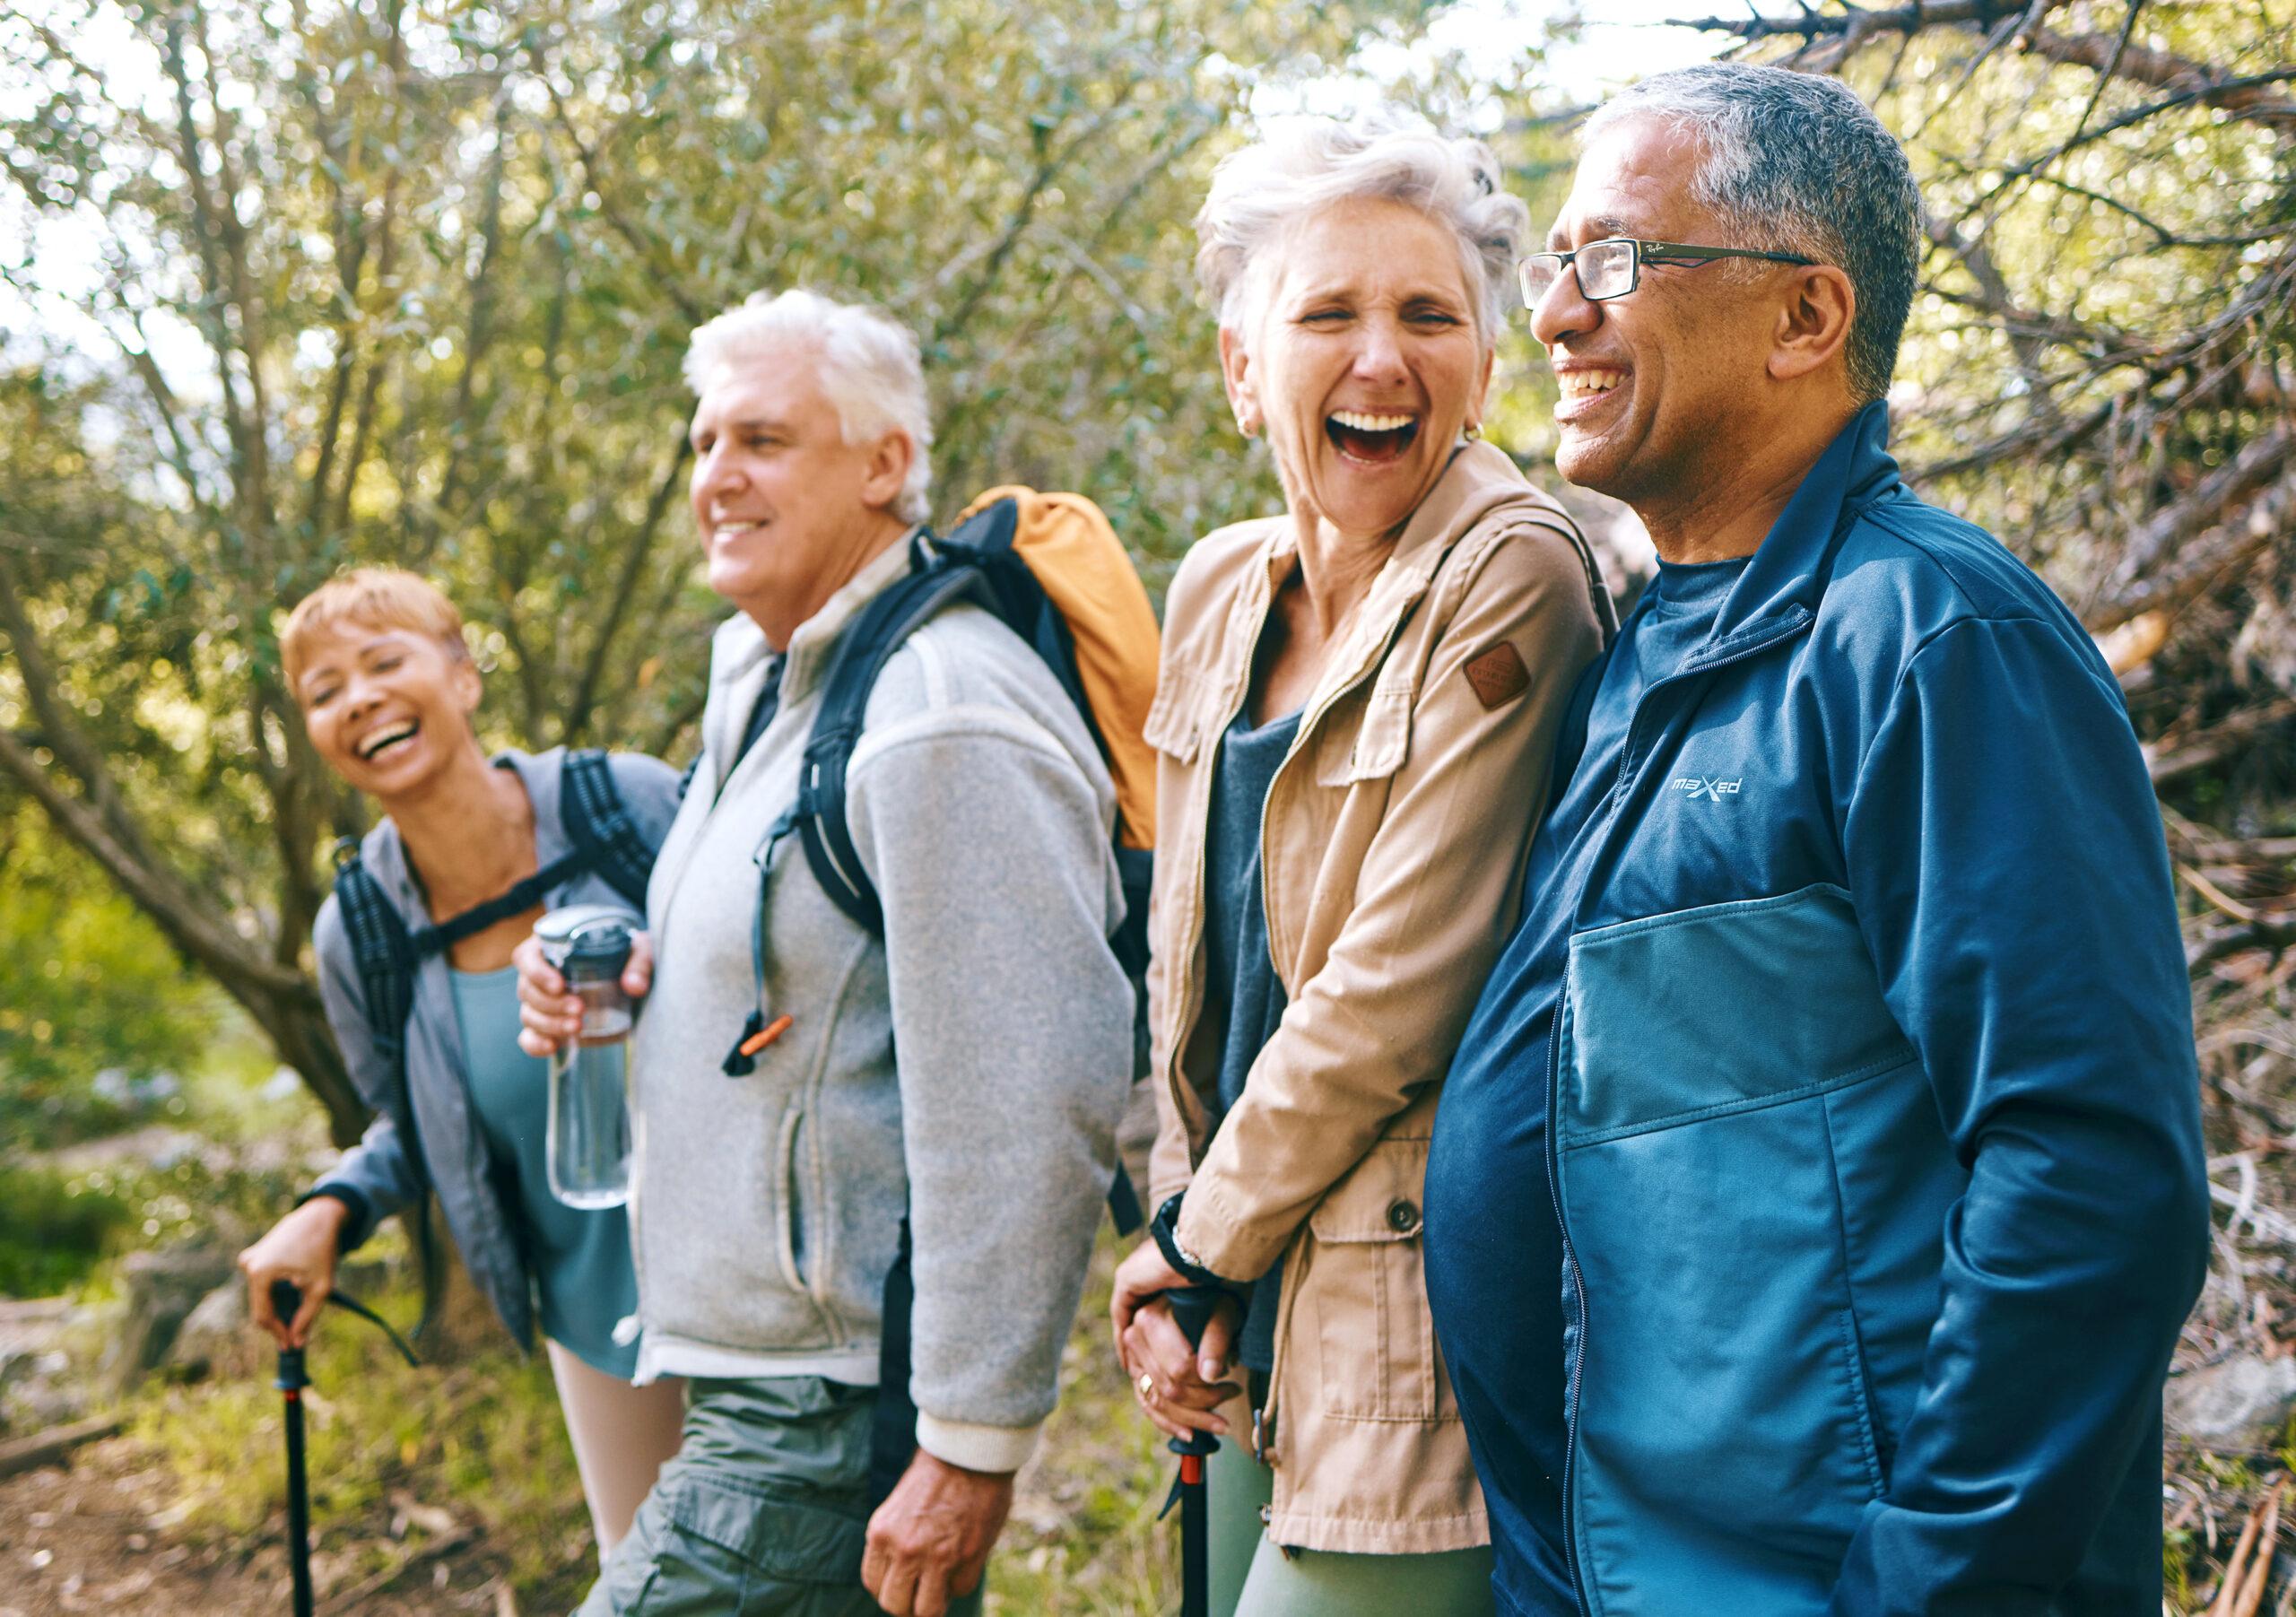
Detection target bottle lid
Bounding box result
[564,924,631,972]
[535,904,641,973]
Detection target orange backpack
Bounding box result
[779,483,1159,980]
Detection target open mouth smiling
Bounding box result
[1326,409,1420,465]
[357,721,420,762]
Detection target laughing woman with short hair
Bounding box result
[235,569,685,1562]
[1109,116,1611,1615]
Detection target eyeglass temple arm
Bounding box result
[1635,239,1817,266]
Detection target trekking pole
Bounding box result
[269,1280,316,1617]
[1162,1286,1223,1617]
[266,1278,418,1617]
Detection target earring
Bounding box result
[1464,422,1483,441]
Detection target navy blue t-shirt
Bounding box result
[1202,706,1302,1373]
[1424,555,1747,1615]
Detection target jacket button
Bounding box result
[1386,1198,1421,1235]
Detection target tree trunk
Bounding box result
[233,980,370,1149]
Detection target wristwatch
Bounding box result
[1150,1192,1229,1290]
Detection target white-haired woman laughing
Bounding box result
[1110,114,1611,1615]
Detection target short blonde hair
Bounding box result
[281,568,468,692]
[1196,112,1530,345]
[683,288,935,525]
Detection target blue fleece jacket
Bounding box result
[1425,403,2209,1617]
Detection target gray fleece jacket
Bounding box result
[631,537,1134,1474]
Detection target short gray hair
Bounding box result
[1585,63,1921,404]
[1195,112,1530,345]
[683,288,935,524]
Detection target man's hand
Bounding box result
[861,1449,1013,1617]
[513,929,653,1057]
[238,1196,347,1349]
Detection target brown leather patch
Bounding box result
[1464,642,1531,709]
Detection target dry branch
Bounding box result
[2150,700,2296,788]
[0,1416,124,1481]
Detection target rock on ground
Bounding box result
[2166,1352,2296,1450]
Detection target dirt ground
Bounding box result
[0,1433,521,1615]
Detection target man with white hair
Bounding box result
[517,288,1133,1616]
[1422,64,2208,1616]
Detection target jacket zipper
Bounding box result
[1544,958,1587,1608]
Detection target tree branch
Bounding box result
[0,555,159,869]
[2087,469,2295,632]
[2150,697,2296,787]
[562,439,691,744]
[2114,420,2294,587]
[0,724,307,1001]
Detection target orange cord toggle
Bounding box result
[737,1013,794,1058]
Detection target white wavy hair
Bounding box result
[1195,112,1531,346]
[682,288,935,524]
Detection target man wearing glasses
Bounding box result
[1423,62,2207,1617]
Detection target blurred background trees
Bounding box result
[3,0,2293,1147]
[6,1,2296,1606]
[0,0,1430,1135]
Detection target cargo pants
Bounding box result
[577,1375,986,1616]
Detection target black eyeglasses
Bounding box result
[1518,238,1819,308]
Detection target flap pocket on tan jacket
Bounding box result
[1312,682,1413,787]
[1301,1137,1441,1421]
[1144,669,1212,764]
[1307,1135,1429,1243]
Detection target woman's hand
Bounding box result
[238,1196,347,1349]
[1110,1239,1241,1442]
[515,929,653,1056]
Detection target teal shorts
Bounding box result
[578,1376,984,1616]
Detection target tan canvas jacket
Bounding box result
[1145,441,1608,1555]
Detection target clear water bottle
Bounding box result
[536,906,638,1210]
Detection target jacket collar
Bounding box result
[1700,399,1903,655]
[701,528,922,769]
[1219,440,1559,712]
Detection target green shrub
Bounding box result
[0,811,220,1151]
[0,1163,130,1295]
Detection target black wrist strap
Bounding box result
[1151,1192,1229,1291]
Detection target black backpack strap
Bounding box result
[559,749,656,911]
[331,839,420,1083]
[402,849,592,958]
[795,559,994,937]
[866,1216,919,1507]
[328,837,447,1335]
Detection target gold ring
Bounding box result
[1137,1372,1156,1400]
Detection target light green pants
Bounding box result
[577,1376,984,1616]
[1207,1430,1495,1617]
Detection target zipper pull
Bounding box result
[721,1010,794,1076]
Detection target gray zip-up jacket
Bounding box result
[309,747,683,1348]
[631,538,1133,1474]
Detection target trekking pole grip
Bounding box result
[1168,1285,1222,1352]
[270,1281,309,1389]
[1165,1286,1223,1464]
